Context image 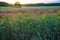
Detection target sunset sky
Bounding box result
[0,0,60,4]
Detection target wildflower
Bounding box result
[1,16,5,24]
[30,16,33,19]
[2,16,5,19]
[12,18,16,23]
[37,15,40,18]
[20,20,23,23]
[1,20,4,24]
[30,22,32,25]
[57,16,60,19]
[17,19,20,22]
[26,17,30,19]
[7,16,10,19]
[26,11,30,14]
[17,12,23,16]
[41,16,45,19]
[57,10,60,14]
[50,14,56,16]
[19,13,23,16]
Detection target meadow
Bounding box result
[0,6,19,10]
[0,6,60,10]
[0,6,60,40]
[22,6,60,10]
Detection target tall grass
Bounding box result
[0,13,60,40]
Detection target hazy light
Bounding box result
[0,0,60,4]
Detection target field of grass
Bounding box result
[0,13,60,40]
[0,6,19,10]
[0,6,60,10]
[0,6,60,40]
[22,6,60,10]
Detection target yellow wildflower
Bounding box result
[43,17,45,19]
[40,15,46,19]
[50,14,56,16]
[30,16,33,19]
[30,22,32,25]
[1,16,5,24]
[17,12,23,16]
[57,10,60,14]
[26,11,30,14]
[2,16,5,19]
[1,20,4,24]
[57,16,60,19]
[20,20,23,23]
[26,17,30,19]
[41,16,45,19]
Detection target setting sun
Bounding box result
[0,0,60,4]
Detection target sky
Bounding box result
[0,0,60,4]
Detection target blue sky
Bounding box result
[0,0,60,4]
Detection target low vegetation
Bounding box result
[0,12,60,40]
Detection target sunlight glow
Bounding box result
[0,0,60,4]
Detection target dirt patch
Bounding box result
[0,9,59,19]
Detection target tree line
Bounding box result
[0,1,21,7]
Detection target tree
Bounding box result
[0,2,9,6]
[15,1,21,8]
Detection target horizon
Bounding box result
[0,0,60,4]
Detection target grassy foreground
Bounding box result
[0,13,60,40]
